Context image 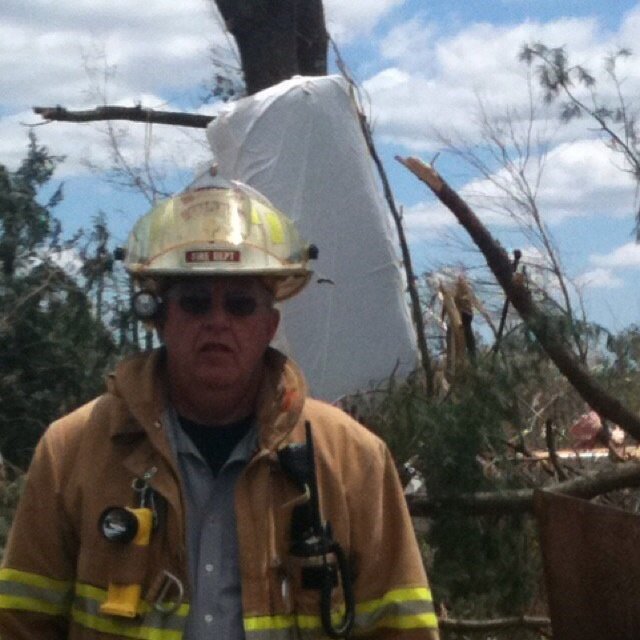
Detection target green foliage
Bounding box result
[520,42,640,238]
[359,363,541,624]
[0,134,122,466]
[357,306,640,638]
[0,131,63,277]
[414,375,540,619]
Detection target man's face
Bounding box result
[161,276,280,394]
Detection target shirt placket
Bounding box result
[165,409,257,640]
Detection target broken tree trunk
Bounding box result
[397,156,640,442]
[213,0,328,95]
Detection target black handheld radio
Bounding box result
[277,421,355,639]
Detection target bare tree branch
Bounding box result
[408,486,534,516]
[33,105,213,129]
[408,457,640,516]
[332,48,434,395]
[396,156,640,441]
[545,418,568,481]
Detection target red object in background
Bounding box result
[569,411,602,448]
[569,411,625,449]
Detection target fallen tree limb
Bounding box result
[396,155,640,442]
[407,459,640,516]
[439,614,551,632]
[33,105,213,129]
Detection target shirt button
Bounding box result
[204,614,213,623]
[205,563,214,573]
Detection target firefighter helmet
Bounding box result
[122,175,316,301]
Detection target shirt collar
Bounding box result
[163,406,258,468]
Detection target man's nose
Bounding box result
[201,292,232,326]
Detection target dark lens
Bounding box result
[179,293,213,315]
[224,293,258,317]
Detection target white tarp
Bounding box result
[207,75,418,401]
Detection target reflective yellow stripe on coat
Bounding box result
[71,582,189,640]
[0,568,189,640]
[244,586,438,638]
[0,567,72,617]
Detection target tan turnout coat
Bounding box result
[0,349,439,639]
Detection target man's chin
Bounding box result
[194,370,236,389]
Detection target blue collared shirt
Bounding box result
[164,408,258,640]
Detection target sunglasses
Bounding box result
[168,287,263,318]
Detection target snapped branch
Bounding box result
[407,456,640,516]
[33,105,213,129]
[396,155,640,442]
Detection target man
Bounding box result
[0,176,439,639]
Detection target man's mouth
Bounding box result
[199,342,233,354]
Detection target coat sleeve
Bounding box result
[0,426,77,639]
[348,442,440,640]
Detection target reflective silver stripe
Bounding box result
[0,580,71,609]
[71,607,185,640]
[71,583,188,640]
[0,569,72,616]
[74,582,189,619]
[244,620,308,640]
[355,591,437,631]
[244,586,438,638]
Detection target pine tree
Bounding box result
[0,133,121,466]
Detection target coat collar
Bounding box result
[106,346,307,451]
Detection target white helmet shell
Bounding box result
[124,178,315,301]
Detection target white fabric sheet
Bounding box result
[207,75,418,401]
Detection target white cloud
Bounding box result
[50,247,84,276]
[398,135,637,247]
[401,185,520,243]
[379,16,436,73]
[535,140,637,222]
[591,242,640,268]
[364,9,640,152]
[403,200,458,241]
[0,0,404,175]
[463,138,638,225]
[575,267,624,289]
[0,0,234,110]
[0,106,212,178]
[324,0,405,43]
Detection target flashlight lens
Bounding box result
[99,507,139,543]
[133,291,158,320]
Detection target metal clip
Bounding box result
[153,571,185,614]
[281,484,311,509]
[132,468,158,525]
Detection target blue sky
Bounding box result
[2,0,640,333]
